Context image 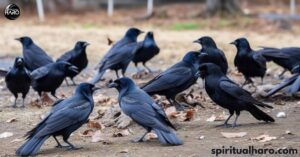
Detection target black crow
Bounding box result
[5,57,31,107]
[108,77,182,145]
[91,28,143,84]
[231,38,267,86]
[30,62,78,98]
[132,32,160,73]
[198,63,274,127]
[193,36,228,74]
[16,83,99,156]
[265,63,300,97]
[57,41,90,86]
[142,51,200,111]
[259,47,300,77]
[16,36,53,71]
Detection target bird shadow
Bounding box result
[213,122,277,129]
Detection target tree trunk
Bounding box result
[205,0,242,16]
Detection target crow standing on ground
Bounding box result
[91,28,143,84]
[265,63,300,97]
[132,31,160,73]
[231,38,267,86]
[5,57,31,107]
[57,41,90,86]
[193,36,228,74]
[30,62,78,98]
[16,83,99,156]
[142,51,200,111]
[108,77,182,145]
[198,63,274,127]
[16,36,53,71]
[259,47,300,77]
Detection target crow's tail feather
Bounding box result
[90,71,105,84]
[247,105,275,122]
[16,135,49,156]
[153,129,182,146]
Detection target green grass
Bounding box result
[170,23,200,31]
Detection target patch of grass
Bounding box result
[81,23,101,29]
[170,23,200,31]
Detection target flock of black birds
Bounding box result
[2,27,300,156]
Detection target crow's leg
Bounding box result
[121,69,126,78]
[135,63,141,73]
[242,77,252,87]
[63,138,82,150]
[168,98,189,111]
[115,70,120,79]
[71,78,77,86]
[278,69,287,79]
[21,93,26,108]
[51,91,58,99]
[53,136,69,148]
[12,94,17,108]
[65,78,70,86]
[232,111,240,128]
[143,63,153,73]
[223,110,234,128]
[131,129,151,143]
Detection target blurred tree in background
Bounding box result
[205,0,242,16]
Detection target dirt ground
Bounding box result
[1,4,300,156]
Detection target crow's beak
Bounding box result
[92,87,101,91]
[16,58,23,65]
[15,38,21,41]
[84,42,90,47]
[139,31,144,34]
[230,41,237,45]
[193,39,200,43]
[107,82,118,88]
[69,65,79,73]
[291,65,300,74]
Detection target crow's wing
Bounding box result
[142,62,193,92]
[252,52,267,69]
[56,49,75,62]
[35,99,91,137]
[219,77,272,108]
[258,49,290,60]
[265,74,299,97]
[98,42,138,71]
[24,45,53,69]
[30,65,50,80]
[120,95,172,133]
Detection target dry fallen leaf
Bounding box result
[0,132,13,138]
[165,106,177,118]
[144,132,158,141]
[113,129,132,137]
[221,132,247,138]
[6,118,17,123]
[79,129,94,137]
[87,120,103,130]
[94,94,117,106]
[254,134,277,142]
[184,109,195,121]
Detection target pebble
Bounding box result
[276,112,286,118]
